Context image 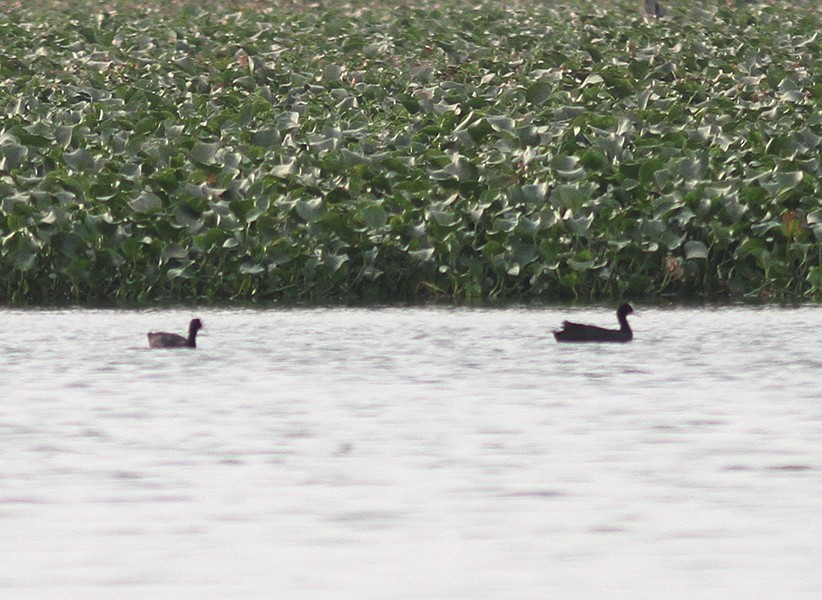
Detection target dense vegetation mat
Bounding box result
[1,0,820,303]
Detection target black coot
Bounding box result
[147,318,203,348]
[553,304,635,343]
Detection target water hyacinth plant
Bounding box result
[0,0,820,304]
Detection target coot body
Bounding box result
[147,318,203,348]
[553,304,635,343]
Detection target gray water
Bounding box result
[1,305,820,599]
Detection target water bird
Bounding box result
[553,304,635,343]
[147,318,203,348]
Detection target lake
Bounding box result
[1,305,821,599]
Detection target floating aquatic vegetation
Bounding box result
[0,0,820,303]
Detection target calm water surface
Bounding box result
[1,305,821,599]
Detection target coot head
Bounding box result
[617,304,634,319]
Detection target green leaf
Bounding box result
[193,228,226,252]
[581,73,604,87]
[161,244,189,260]
[3,232,38,271]
[0,144,27,170]
[167,262,194,279]
[55,125,74,149]
[174,56,197,74]
[428,205,461,227]
[296,199,323,222]
[486,116,516,134]
[568,250,595,271]
[443,154,478,182]
[272,160,296,178]
[324,253,349,273]
[250,128,280,148]
[552,155,579,172]
[120,163,142,181]
[360,203,387,229]
[684,240,709,260]
[240,262,265,275]
[639,159,665,188]
[63,148,96,171]
[579,149,608,170]
[129,192,163,213]
[520,183,549,205]
[57,232,85,258]
[525,80,554,105]
[408,247,435,262]
[191,141,220,165]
